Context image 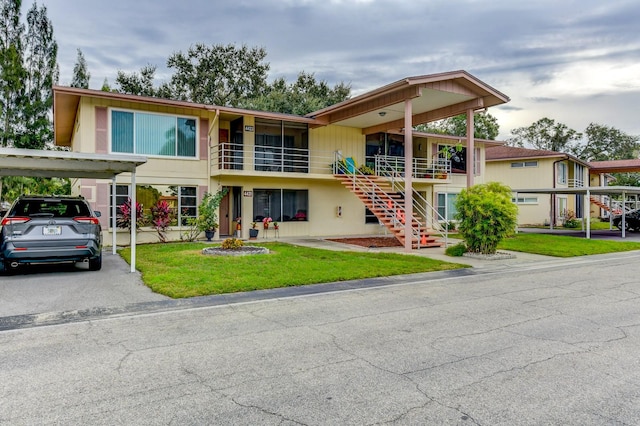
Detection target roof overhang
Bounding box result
[589,160,640,174]
[306,70,510,134]
[0,148,147,179]
[53,86,317,147]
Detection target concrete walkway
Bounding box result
[279,236,557,271]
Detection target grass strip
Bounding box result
[120,242,468,298]
[498,233,640,257]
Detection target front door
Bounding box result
[219,189,230,236]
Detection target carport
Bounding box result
[0,147,146,272]
[513,186,640,239]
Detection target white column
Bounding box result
[112,177,117,255]
[404,100,413,252]
[130,172,136,273]
[586,189,591,239]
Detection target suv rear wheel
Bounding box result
[88,252,102,271]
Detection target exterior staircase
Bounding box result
[589,196,622,215]
[333,169,445,249]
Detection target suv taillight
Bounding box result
[73,217,100,225]
[1,217,31,225]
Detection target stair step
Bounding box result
[334,172,444,249]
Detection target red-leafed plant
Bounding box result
[151,200,175,243]
[117,197,145,231]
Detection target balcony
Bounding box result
[211,143,451,181]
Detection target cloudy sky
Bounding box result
[30,0,640,141]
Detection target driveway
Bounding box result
[2,250,640,424]
[0,252,167,318]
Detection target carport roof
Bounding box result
[0,148,147,179]
[512,186,640,196]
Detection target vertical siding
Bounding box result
[200,118,209,160]
[95,107,108,154]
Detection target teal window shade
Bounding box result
[178,118,196,157]
[112,111,134,153]
[136,113,176,156]
[111,110,196,157]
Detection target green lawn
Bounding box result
[498,233,640,257]
[119,242,469,298]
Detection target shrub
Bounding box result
[197,188,228,232]
[455,182,518,255]
[563,210,580,228]
[221,238,244,250]
[445,242,467,256]
[150,200,175,243]
[116,197,145,231]
[180,217,200,242]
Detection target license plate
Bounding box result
[43,225,62,235]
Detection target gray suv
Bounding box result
[0,196,103,272]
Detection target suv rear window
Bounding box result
[11,199,91,218]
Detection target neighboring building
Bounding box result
[485,146,590,226]
[52,71,509,248]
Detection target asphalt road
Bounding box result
[1,250,640,425]
[0,252,167,318]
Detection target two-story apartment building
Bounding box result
[485,146,590,226]
[52,70,509,249]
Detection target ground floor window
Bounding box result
[109,184,197,227]
[437,192,458,221]
[512,196,538,204]
[253,189,308,222]
[365,207,378,224]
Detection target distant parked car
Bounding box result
[0,195,102,272]
[612,209,640,232]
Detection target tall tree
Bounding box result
[70,48,90,88]
[417,112,500,140]
[167,43,269,106]
[0,0,25,147]
[19,1,58,149]
[100,77,111,92]
[115,64,161,97]
[507,117,582,152]
[575,123,640,161]
[245,71,351,115]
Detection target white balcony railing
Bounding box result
[212,143,452,180]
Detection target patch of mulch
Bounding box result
[327,237,402,248]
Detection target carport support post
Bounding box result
[585,189,591,239]
[622,191,627,239]
[112,177,117,255]
[130,173,136,273]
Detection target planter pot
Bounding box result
[249,229,259,239]
[205,230,215,241]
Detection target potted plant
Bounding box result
[262,216,273,229]
[197,188,228,241]
[249,222,259,239]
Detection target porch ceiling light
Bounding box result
[378,111,386,117]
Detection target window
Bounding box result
[109,184,130,225]
[254,119,309,173]
[178,187,197,225]
[109,184,197,228]
[438,144,467,173]
[557,162,568,184]
[365,207,379,224]
[512,197,538,204]
[437,193,458,221]
[510,161,538,168]
[111,110,197,158]
[253,189,308,222]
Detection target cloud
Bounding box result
[37,0,640,141]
